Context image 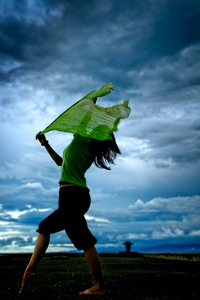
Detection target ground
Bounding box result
[0,254,200,300]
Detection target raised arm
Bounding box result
[35,132,63,166]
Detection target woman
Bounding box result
[19,98,121,296]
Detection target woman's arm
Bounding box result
[35,132,63,166]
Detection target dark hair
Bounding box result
[91,133,121,170]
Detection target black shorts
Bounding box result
[36,186,97,250]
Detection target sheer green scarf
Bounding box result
[41,82,131,141]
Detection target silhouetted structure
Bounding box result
[123,241,133,253]
[119,241,139,257]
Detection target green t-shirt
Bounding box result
[59,134,93,189]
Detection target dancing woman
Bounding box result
[19,96,123,296]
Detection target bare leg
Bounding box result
[79,246,106,295]
[19,233,50,293]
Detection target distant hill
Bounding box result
[134,243,200,253]
[96,243,200,254]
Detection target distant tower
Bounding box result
[123,241,133,253]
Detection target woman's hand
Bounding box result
[35,131,62,166]
[35,131,47,145]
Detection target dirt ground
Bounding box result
[0,254,200,300]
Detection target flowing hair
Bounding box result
[91,133,121,170]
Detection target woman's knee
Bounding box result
[66,227,97,251]
[36,220,50,235]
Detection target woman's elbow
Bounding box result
[57,159,63,166]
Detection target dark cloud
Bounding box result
[2,0,198,90]
[143,0,200,57]
[1,0,199,112]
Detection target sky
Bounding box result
[0,0,200,254]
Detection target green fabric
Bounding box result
[41,82,131,141]
[59,134,93,188]
[79,81,114,101]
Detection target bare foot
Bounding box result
[79,284,106,296]
[19,268,37,294]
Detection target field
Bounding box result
[0,253,200,300]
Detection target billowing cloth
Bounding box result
[41,82,131,141]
